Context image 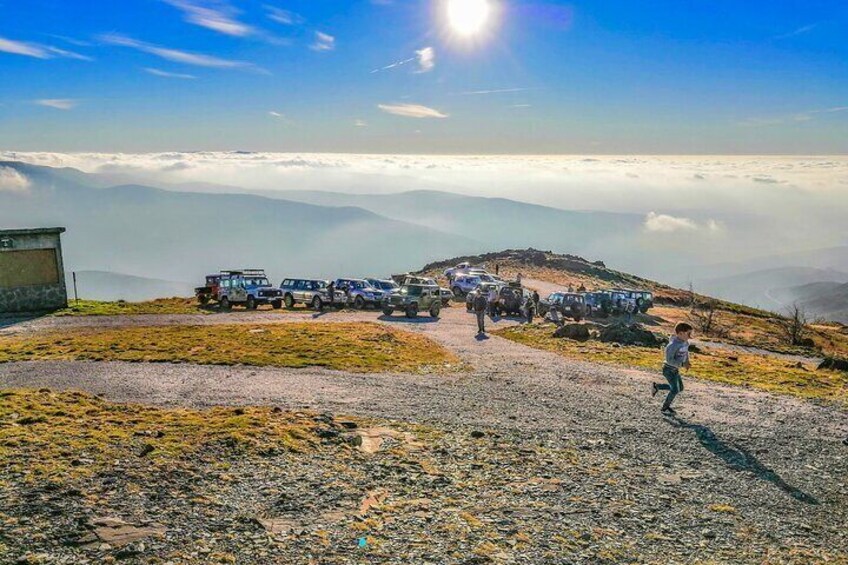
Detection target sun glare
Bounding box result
[447,0,491,36]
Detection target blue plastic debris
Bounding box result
[358,537,367,548]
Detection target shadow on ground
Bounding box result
[665,415,819,505]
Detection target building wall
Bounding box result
[0,231,67,313]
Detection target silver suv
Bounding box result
[335,278,385,309]
[280,278,347,310]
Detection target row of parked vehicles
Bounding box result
[194,269,452,318]
[442,262,655,322]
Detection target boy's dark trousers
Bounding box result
[657,365,683,409]
[476,311,486,333]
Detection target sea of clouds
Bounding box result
[4,151,847,271]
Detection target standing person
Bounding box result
[652,322,693,415]
[532,290,540,310]
[473,289,488,334]
[525,294,536,323]
[495,263,500,276]
[487,285,499,317]
[517,272,523,285]
[325,281,335,310]
[625,299,636,324]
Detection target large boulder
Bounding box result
[553,323,591,342]
[598,323,663,347]
[818,357,848,373]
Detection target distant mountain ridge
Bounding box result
[0,161,483,284]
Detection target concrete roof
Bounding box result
[0,227,66,236]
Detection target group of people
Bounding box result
[473,288,540,335]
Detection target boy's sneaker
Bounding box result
[651,383,659,397]
[661,406,677,415]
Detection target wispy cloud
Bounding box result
[145,67,197,79]
[776,23,817,39]
[378,103,448,119]
[0,36,92,60]
[415,47,435,73]
[162,0,255,37]
[269,111,284,118]
[739,105,848,127]
[34,99,79,110]
[457,87,535,95]
[510,104,532,108]
[99,34,262,72]
[371,46,434,74]
[311,32,335,52]
[355,119,368,127]
[265,5,303,25]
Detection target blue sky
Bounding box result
[0,0,846,154]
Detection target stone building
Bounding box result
[0,227,68,313]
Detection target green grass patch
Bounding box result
[0,322,460,373]
[0,388,329,482]
[53,298,211,316]
[496,324,848,405]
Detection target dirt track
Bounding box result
[1,306,847,562]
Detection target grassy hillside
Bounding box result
[420,249,848,357]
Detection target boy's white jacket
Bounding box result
[664,336,689,368]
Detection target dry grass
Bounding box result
[53,298,211,316]
[0,322,460,373]
[496,324,848,405]
[0,388,326,481]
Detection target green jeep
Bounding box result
[382,284,442,319]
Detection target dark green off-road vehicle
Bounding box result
[381,284,442,319]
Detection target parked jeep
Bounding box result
[583,291,611,316]
[539,292,587,322]
[195,274,222,305]
[444,262,480,279]
[618,289,654,313]
[280,278,347,310]
[452,274,483,297]
[216,270,283,310]
[382,284,442,318]
[494,286,524,316]
[366,278,400,296]
[335,278,385,309]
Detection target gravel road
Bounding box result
[1,306,846,563]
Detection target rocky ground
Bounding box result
[1,307,847,564]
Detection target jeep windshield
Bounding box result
[247,278,270,286]
[401,286,424,296]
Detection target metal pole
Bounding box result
[72,271,79,304]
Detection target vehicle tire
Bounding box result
[198,294,210,305]
[312,296,323,311]
[246,296,256,310]
[452,286,463,297]
[429,304,441,318]
[636,298,644,313]
[284,294,295,309]
[354,296,365,310]
[382,307,394,316]
[405,304,418,318]
[272,300,282,310]
[220,296,231,311]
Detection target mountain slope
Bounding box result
[0,162,482,283]
[772,281,848,323]
[274,189,645,261]
[67,271,195,302]
[696,267,848,312]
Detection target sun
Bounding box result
[446,0,491,36]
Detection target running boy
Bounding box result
[652,322,693,415]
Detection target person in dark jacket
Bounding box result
[532,290,540,309]
[525,294,536,323]
[473,291,488,334]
